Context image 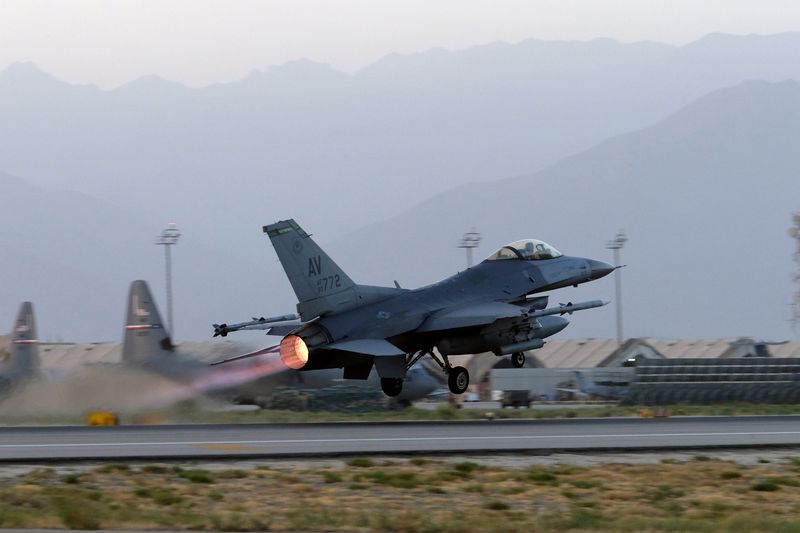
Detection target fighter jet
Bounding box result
[214,219,613,398]
[0,302,41,394]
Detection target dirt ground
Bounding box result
[1,448,799,531]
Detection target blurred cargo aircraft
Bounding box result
[213,219,613,397]
[0,302,40,394]
[556,370,630,401]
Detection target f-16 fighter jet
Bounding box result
[214,220,613,397]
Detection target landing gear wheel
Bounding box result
[380,377,404,397]
[448,366,470,394]
[511,352,525,368]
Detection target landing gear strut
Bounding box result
[409,349,470,395]
[511,351,526,368]
[380,377,404,397]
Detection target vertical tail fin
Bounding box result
[122,280,174,366]
[2,302,40,379]
[264,219,358,319]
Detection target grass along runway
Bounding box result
[3,402,800,427]
[1,452,800,531]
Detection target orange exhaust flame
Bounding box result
[280,335,309,369]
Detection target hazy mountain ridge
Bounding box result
[2,32,800,238]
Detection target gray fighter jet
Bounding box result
[214,219,613,398]
[0,302,41,394]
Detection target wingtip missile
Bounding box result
[531,299,608,318]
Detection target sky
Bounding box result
[1,0,800,88]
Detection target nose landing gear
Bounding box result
[511,351,526,368]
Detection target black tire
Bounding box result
[511,352,525,368]
[380,378,404,397]
[448,366,470,394]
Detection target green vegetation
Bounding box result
[483,500,511,511]
[98,463,131,473]
[568,478,602,489]
[453,461,482,474]
[347,457,375,468]
[60,473,82,484]
[176,469,215,484]
[751,480,780,491]
[321,471,342,483]
[134,487,183,506]
[520,467,559,485]
[364,469,419,489]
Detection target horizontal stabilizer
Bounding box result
[327,339,405,357]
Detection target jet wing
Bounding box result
[416,301,527,333]
[326,339,406,356]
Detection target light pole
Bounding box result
[790,213,800,331]
[156,223,180,338]
[457,228,482,268]
[606,230,628,346]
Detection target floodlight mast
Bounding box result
[790,213,800,331]
[457,228,482,268]
[606,230,628,347]
[156,223,180,338]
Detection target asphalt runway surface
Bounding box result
[1,416,799,461]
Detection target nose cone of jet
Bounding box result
[586,259,615,280]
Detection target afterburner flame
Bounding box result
[280,335,309,369]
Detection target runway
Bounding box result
[1,416,799,461]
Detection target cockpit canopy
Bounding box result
[485,239,563,261]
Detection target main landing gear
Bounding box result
[511,351,526,368]
[447,366,469,394]
[406,349,470,395]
